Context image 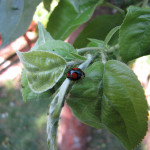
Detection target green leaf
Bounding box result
[67,62,104,129]
[21,69,53,102]
[119,6,150,62]
[104,26,120,46]
[43,0,52,11]
[47,79,70,150]
[74,14,124,48]
[36,40,76,53]
[35,40,86,61]
[46,0,103,40]
[87,38,104,47]
[69,52,87,61]
[102,60,148,149]
[32,22,53,50]
[0,0,41,48]
[32,23,86,61]
[67,60,148,150]
[17,50,66,93]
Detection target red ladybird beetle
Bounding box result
[66,68,85,81]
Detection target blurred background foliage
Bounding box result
[33,0,59,27]
[0,80,49,150]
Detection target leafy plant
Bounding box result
[1,0,150,150]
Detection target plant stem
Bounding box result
[77,44,119,54]
[104,2,125,15]
[77,47,102,54]
[47,78,71,150]
[67,61,82,66]
[67,54,94,67]
[79,54,94,70]
[107,44,119,53]
[101,52,107,64]
[47,54,94,149]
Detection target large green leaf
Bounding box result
[102,60,148,149]
[67,60,148,150]
[0,0,41,48]
[17,50,66,93]
[67,62,104,129]
[74,14,124,48]
[119,6,150,62]
[21,69,54,102]
[46,0,103,40]
[35,40,86,61]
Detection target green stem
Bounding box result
[77,47,102,54]
[47,78,71,150]
[79,54,94,70]
[104,2,125,15]
[47,54,94,145]
[67,61,82,66]
[107,44,119,53]
[101,52,107,64]
[67,54,94,67]
[77,44,119,54]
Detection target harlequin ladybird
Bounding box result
[66,68,85,81]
